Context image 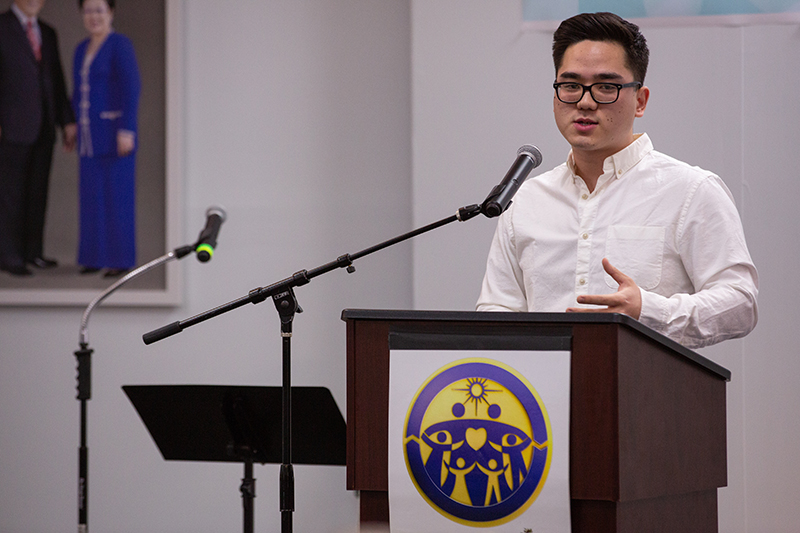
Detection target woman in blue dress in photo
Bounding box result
[72,0,140,277]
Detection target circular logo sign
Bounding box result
[403,358,552,526]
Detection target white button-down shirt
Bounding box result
[476,133,758,348]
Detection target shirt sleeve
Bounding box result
[638,175,758,348]
[476,206,528,312]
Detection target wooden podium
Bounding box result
[342,310,730,532]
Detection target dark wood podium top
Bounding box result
[341,309,729,381]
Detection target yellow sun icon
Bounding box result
[454,377,501,415]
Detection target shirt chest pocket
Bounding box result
[604,225,665,290]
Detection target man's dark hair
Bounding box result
[553,12,649,83]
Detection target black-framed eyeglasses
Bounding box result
[553,81,642,104]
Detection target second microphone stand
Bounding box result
[75,244,195,533]
[143,203,487,533]
[77,204,225,533]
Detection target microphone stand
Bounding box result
[75,243,201,533]
[142,203,486,533]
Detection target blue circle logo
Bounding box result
[403,359,552,526]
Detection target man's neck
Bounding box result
[571,152,605,193]
[571,135,640,192]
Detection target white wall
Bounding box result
[411,2,800,532]
[0,1,410,532]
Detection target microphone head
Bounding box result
[480,144,544,218]
[196,205,226,262]
[205,205,227,222]
[518,145,543,168]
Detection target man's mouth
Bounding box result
[575,118,598,126]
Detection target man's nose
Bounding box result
[577,88,597,109]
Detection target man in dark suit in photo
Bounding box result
[0,0,76,276]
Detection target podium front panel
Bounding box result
[343,310,728,532]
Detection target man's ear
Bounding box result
[635,85,650,118]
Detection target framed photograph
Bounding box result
[0,0,183,306]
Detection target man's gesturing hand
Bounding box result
[566,258,642,319]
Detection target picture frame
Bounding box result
[0,0,183,306]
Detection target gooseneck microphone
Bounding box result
[195,206,227,262]
[481,145,543,218]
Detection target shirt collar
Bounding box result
[607,133,653,178]
[566,133,654,184]
[11,3,38,27]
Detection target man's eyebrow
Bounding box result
[595,72,625,81]
[556,71,626,81]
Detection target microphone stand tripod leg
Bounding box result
[241,456,255,533]
[273,289,298,533]
[75,345,92,533]
[280,463,294,533]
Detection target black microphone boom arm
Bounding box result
[144,143,545,344]
[143,203,483,345]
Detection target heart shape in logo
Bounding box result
[466,427,487,450]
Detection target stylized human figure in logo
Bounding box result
[502,432,531,491]
[449,454,477,505]
[476,458,506,506]
[421,429,456,492]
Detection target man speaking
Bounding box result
[476,12,758,349]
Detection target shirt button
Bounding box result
[579,278,586,285]
[581,193,588,200]
[617,169,623,175]
[582,233,589,240]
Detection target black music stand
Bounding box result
[122,385,346,533]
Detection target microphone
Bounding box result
[481,145,543,218]
[195,206,227,262]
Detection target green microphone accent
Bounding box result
[196,243,214,257]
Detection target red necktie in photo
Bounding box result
[26,20,41,61]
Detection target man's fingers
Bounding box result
[566,306,614,313]
[602,258,632,286]
[577,293,617,306]
[568,261,641,319]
